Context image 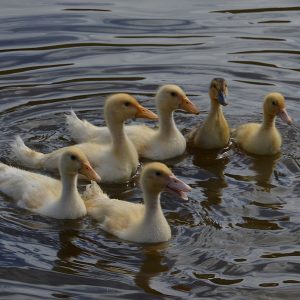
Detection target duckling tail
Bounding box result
[65,110,97,143]
[10,136,45,169]
[82,181,109,201]
[82,181,110,217]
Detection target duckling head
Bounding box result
[209,78,228,106]
[105,93,158,123]
[264,92,292,124]
[140,162,192,201]
[59,148,101,182]
[155,84,199,114]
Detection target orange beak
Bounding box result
[135,104,158,120]
[79,162,101,182]
[179,96,199,114]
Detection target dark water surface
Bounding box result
[0,0,300,299]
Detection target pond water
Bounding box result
[0,0,299,299]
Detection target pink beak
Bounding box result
[164,175,192,201]
[278,108,292,125]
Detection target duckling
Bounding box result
[66,84,199,160]
[83,162,191,243]
[189,78,230,149]
[233,92,292,155]
[0,148,100,219]
[11,94,158,183]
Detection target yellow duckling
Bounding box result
[233,92,292,155]
[66,84,199,160]
[189,78,230,149]
[83,162,191,243]
[0,149,100,219]
[11,94,158,183]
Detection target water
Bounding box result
[0,0,300,298]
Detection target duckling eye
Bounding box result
[272,101,277,106]
[70,155,77,161]
[170,91,177,97]
[124,101,131,107]
[155,171,162,176]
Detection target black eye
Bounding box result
[272,101,276,106]
[170,91,177,97]
[155,171,162,176]
[124,101,131,106]
[70,155,77,161]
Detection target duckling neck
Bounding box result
[106,116,128,149]
[209,99,223,117]
[143,191,163,221]
[158,109,177,137]
[60,172,80,204]
[262,113,276,129]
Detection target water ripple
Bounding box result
[0,0,300,299]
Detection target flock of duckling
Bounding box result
[0,78,292,243]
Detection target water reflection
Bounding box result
[53,223,83,275]
[190,147,230,209]
[134,244,171,296]
[227,148,280,191]
[250,153,280,190]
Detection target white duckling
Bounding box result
[0,148,100,219]
[83,162,191,243]
[11,94,158,183]
[189,78,230,149]
[66,84,199,160]
[233,92,292,155]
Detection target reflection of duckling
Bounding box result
[233,92,292,155]
[192,149,229,210]
[0,149,100,219]
[84,162,191,243]
[11,94,157,183]
[134,246,169,296]
[189,78,230,149]
[250,153,280,190]
[67,84,199,160]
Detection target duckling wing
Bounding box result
[0,162,61,210]
[125,125,155,155]
[66,111,111,144]
[11,136,104,173]
[66,112,155,153]
[83,182,145,234]
[11,136,66,170]
[88,124,154,154]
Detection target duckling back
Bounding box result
[234,123,282,155]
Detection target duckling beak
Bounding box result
[79,162,101,182]
[217,91,228,106]
[278,108,292,124]
[135,104,158,120]
[179,96,199,114]
[164,175,192,201]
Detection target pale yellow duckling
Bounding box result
[0,148,100,219]
[189,78,230,149]
[83,162,192,243]
[11,94,158,183]
[66,84,199,160]
[233,92,292,155]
